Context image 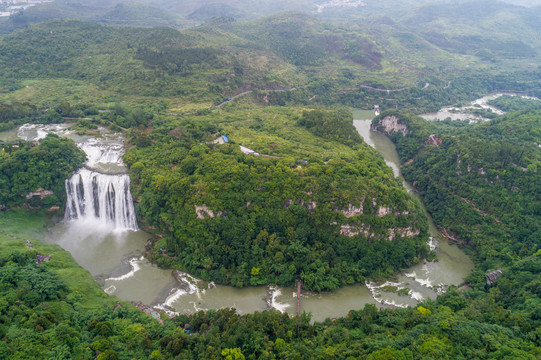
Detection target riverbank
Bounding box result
[0,209,129,312]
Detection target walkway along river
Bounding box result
[7,112,473,322]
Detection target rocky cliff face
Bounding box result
[195,205,223,219]
[341,203,363,218]
[336,223,420,241]
[374,115,408,136]
[331,198,421,241]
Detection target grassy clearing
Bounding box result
[0,210,117,310]
[0,78,118,107]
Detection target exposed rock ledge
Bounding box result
[337,224,419,240]
[377,206,393,217]
[377,115,408,136]
[195,205,222,219]
[341,204,363,218]
[426,134,442,147]
[26,188,53,200]
[283,199,317,213]
[339,201,406,218]
[339,224,375,238]
[387,227,420,240]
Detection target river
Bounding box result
[4,112,473,322]
[421,93,541,122]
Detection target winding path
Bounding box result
[357,84,409,93]
[215,86,304,108]
[216,91,254,108]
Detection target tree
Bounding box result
[222,348,245,360]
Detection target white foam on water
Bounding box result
[428,237,438,251]
[268,286,290,313]
[365,281,414,308]
[405,270,446,292]
[380,298,408,308]
[64,169,138,231]
[191,301,208,312]
[409,290,425,301]
[104,285,117,295]
[421,93,541,123]
[153,305,179,318]
[106,256,144,281]
[365,281,381,300]
[78,137,125,166]
[17,123,70,141]
[405,271,432,288]
[159,272,200,310]
[163,288,192,308]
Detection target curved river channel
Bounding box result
[3,111,473,322]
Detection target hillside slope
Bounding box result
[126,106,430,291]
[373,109,541,270]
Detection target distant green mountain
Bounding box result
[144,0,316,17]
[398,1,541,61]
[187,3,245,21]
[100,2,181,27]
[0,19,304,101]
[0,0,185,34]
[2,2,541,110]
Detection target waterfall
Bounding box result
[15,123,138,230]
[65,169,138,230]
[62,132,138,231]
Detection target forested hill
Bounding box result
[125,107,429,291]
[0,135,86,209]
[373,109,541,272]
[2,12,541,115]
[0,19,304,101]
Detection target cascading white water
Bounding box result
[78,138,125,166]
[59,129,138,231]
[64,169,138,230]
[17,123,71,141]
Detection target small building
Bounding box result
[212,135,229,144]
[486,269,502,285]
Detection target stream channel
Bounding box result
[2,111,473,322]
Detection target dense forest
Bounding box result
[488,95,541,112]
[0,101,40,131]
[125,107,429,291]
[372,109,541,271]
[0,135,86,208]
[2,7,541,113]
